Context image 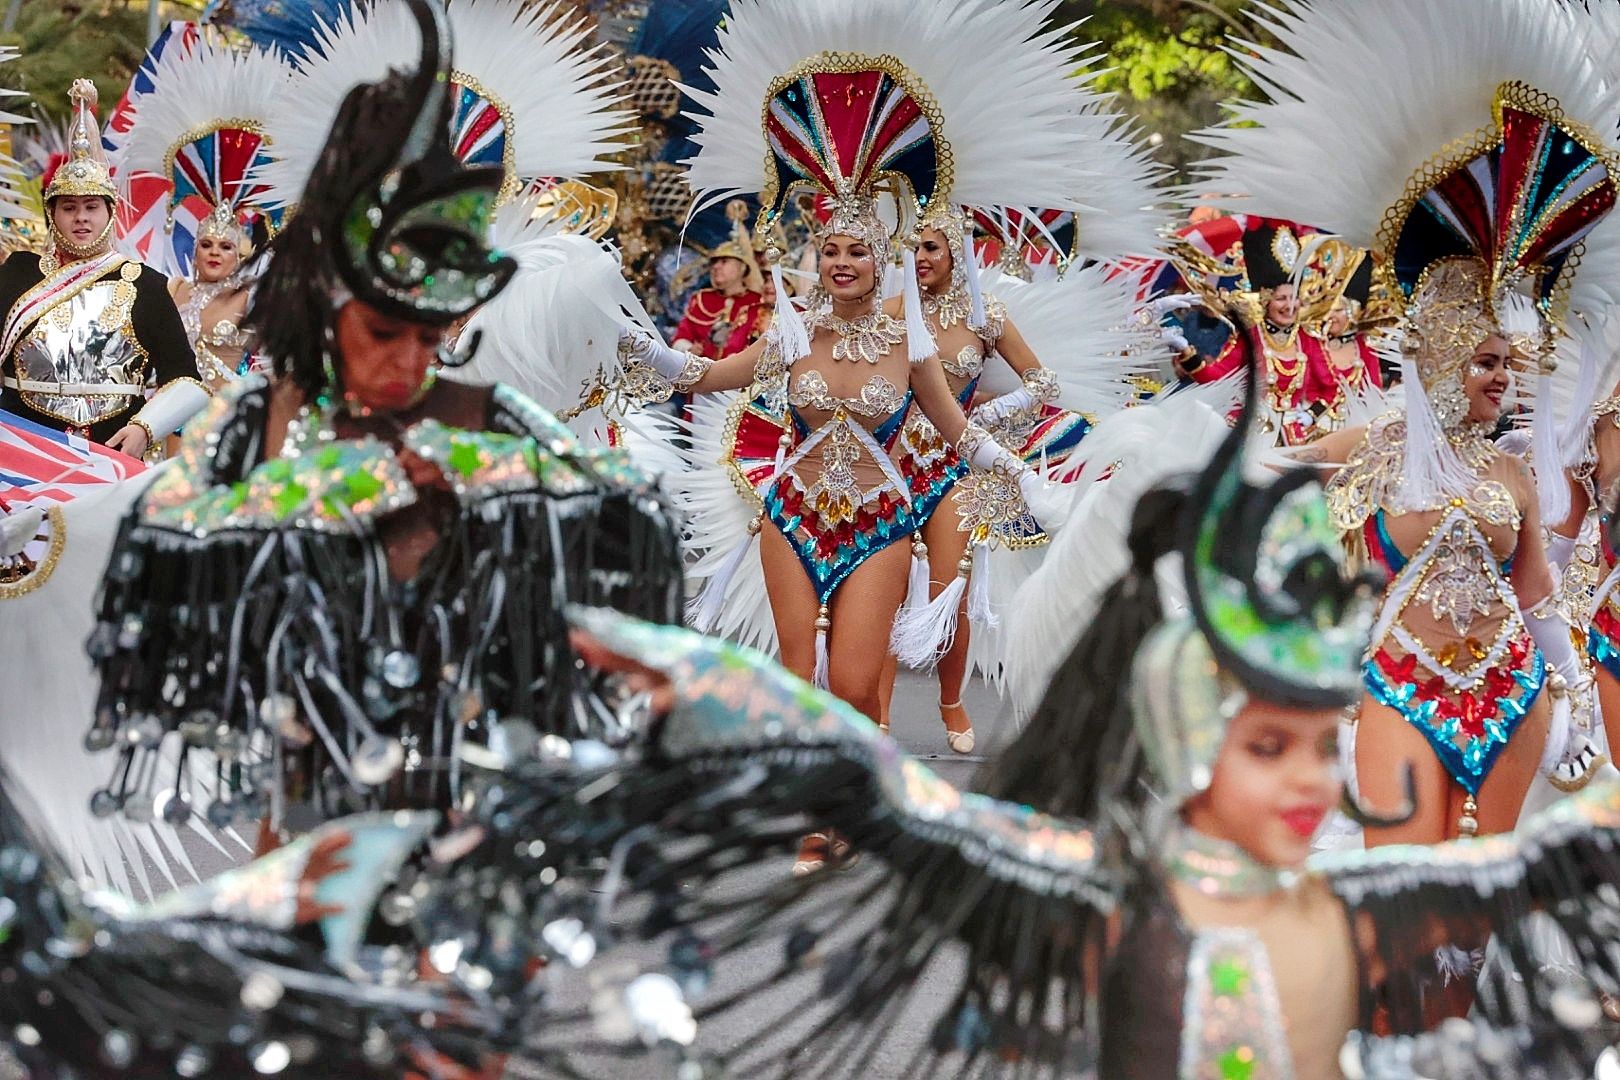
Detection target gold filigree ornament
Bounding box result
[953,458,1026,547]
[0,505,65,599]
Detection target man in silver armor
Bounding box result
[0,79,200,457]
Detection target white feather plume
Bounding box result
[113,36,293,192]
[1192,0,1620,264]
[654,394,779,654]
[1002,380,1236,718]
[452,197,655,439]
[975,263,1170,413]
[681,0,1171,260]
[259,0,632,210]
[0,46,35,223]
[0,477,249,897]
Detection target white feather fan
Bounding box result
[1194,0,1620,262]
[975,263,1169,412]
[1003,380,1237,718]
[258,0,631,210]
[114,37,293,186]
[452,197,656,440]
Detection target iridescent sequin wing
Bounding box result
[465,609,1121,1077]
[1311,777,1620,1047]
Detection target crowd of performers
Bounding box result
[11,0,1620,1076]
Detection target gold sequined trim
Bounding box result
[0,505,65,599]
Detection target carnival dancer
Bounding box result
[1304,249,1393,432]
[80,0,683,844]
[117,37,291,391]
[0,80,201,458]
[670,199,766,359]
[613,0,1099,871]
[1196,0,1620,847]
[498,323,1620,1079]
[880,202,1168,749]
[1174,219,1343,445]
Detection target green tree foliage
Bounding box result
[0,2,157,121]
[1062,0,1263,181]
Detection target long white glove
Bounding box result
[133,378,211,438]
[1522,598,1604,782]
[618,327,701,382]
[1139,292,1199,354]
[969,367,1060,428]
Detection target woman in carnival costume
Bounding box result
[118,37,292,391]
[619,0,1099,768]
[1171,217,1362,446]
[1197,0,1620,847]
[78,0,682,845]
[483,326,1620,1080]
[0,79,204,459]
[1306,248,1400,433]
[870,79,1170,750]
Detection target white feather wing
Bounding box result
[1193,0,1620,251]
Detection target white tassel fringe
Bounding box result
[966,542,997,629]
[685,527,758,634]
[772,262,811,363]
[1395,357,1478,512]
[962,238,987,332]
[812,609,831,689]
[890,571,968,668]
[902,248,938,365]
[1532,370,1572,528]
[905,539,931,611]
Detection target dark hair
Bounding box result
[974,483,1187,822]
[246,72,420,402]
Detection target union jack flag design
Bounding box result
[103,21,204,277]
[0,409,146,509]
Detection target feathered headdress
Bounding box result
[0,47,42,258]
[248,0,517,389]
[115,36,292,271]
[680,0,1168,364]
[1195,0,1620,510]
[258,0,631,212]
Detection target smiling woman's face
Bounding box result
[818,233,877,303]
[1464,333,1513,426]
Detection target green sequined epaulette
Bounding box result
[142,437,416,535]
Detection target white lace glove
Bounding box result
[615,328,712,404]
[969,386,1033,428]
[618,327,701,382]
[1545,530,1578,578]
[969,367,1060,429]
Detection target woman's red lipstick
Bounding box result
[1282,807,1326,839]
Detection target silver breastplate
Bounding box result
[13,270,145,428]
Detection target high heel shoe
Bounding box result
[940,700,974,754]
